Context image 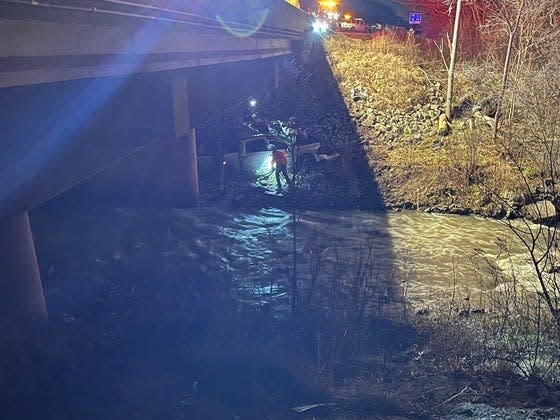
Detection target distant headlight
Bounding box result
[312,20,329,33]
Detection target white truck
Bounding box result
[198,134,339,177]
[340,17,368,33]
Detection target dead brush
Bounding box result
[414,252,560,385]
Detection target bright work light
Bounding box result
[312,20,328,33]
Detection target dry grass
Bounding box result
[323,34,542,215]
[325,34,437,109]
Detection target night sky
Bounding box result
[344,0,410,25]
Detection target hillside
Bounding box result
[322,34,529,217]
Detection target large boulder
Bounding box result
[521,200,557,224]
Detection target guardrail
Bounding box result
[0,0,309,38]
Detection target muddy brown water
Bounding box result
[33,203,536,313]
[209,207,532,309]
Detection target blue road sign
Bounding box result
[409,12,422,25]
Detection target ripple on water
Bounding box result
[173,206,545,309]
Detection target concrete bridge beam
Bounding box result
[0,211,47,325]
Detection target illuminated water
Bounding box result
[206,208,532,308]
[34,203,539,312]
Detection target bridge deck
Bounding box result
[0,0,310,88]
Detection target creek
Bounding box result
[33,202,537,315]
[208,207,533,310]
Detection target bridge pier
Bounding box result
[67,74,200,207]
[0,211,47,325]
[172,76,199,206]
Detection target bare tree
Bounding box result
[482,52,560,340]
[479,0,560,137]
[489,0,525,140]
[445,0,463,121]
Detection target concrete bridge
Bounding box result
[0,0,313,324]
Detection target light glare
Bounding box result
[312,20,329,33]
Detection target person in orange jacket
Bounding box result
[270,144,291,193]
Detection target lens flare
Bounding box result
[216,8,269,38]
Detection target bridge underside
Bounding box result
[0,58,279,218]
[0,0,311,324]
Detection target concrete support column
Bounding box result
[274,60,280,89]
[0,211,47,325]
[172,76,199,206]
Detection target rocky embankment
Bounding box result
[322,35,477,214]
[320,35,555,220]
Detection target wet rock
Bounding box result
[449,205,471,215]
[416,307,429,316]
